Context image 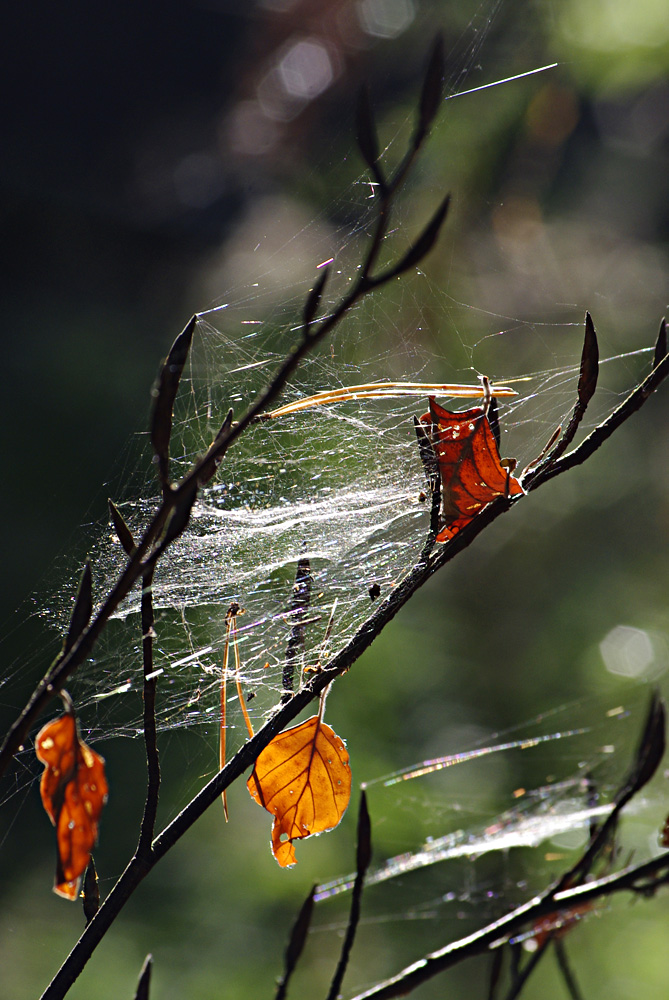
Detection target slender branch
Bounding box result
[346,850,669,1000]
[554,941,584,1000]
[275,885,316,1000]
[502,937,552,1000]
[137,565,160,853]
[325,792,372,1000]
[524,347,669,491]
[345,689,666,1000]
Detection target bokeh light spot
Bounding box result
[278,38,334,100]
[357,0,415,39]
[599,625,659,679]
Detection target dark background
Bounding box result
[1,2,668,998]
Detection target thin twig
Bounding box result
[523,347,669,491]
[109,500,161,854]
[502,936,552,1000]
[325,793,372,1000]
[134,954,153,1000]
[137,564,160,854]
[343,691,666,1000]
[275,885,317,1000]
[344,849,669,1000]
[554,940,584,1000]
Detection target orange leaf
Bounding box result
[35,712,108,900]
[247,716,351,867]
[420,397,523,541]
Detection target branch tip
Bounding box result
[653,316,667,370]
[416,33,445,145]
[63,562,93,656]
[578,312,599,407]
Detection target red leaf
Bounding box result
[420,398,523,541]
[35,712,108,900]
[530,901,593,949]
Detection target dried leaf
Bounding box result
[248,716,351,867]
[36,712,108,899]
[530,901,593,950]
[420,398,523,541]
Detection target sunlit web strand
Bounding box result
[362,728,589,788]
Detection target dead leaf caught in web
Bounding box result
[247,715,351,867]
[36,709,108,899]
[420,397,523,541]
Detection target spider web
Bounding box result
[34,304,655,745]
[6,126,660,809]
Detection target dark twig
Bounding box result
[134,954,153,1000]
[283,558,312,701]
[653,317,667,369]
[81,859,99,926]
[151,317,196,493]
[556,688,664,892]
[487,947,504,1000]
[524,336,669,492]
[275,885,317,1000]
[522,313,598,480]
[325,792,372,1000]
[554,940,584,1000]
[109,500,161,854]
[137,563,160,853]
[63,563,92,657]
[345,848,669,1000]
[502,935,552,1000]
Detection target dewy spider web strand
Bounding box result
[34,308,659,760]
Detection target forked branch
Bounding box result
[0,38,448,782]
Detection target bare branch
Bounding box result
[275,885,316,1000]
[326,792,372,1000]
[150,316,196,492]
